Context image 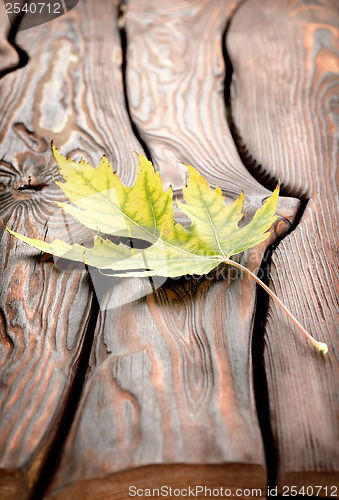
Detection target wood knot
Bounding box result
[13,175,47,197]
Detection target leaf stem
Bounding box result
[224,258,328,354]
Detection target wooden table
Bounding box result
[0,1,338,498]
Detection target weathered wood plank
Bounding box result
[125,0,286,203]
[228,0,339,492]
[47,1,299,497]
[48,465,268,500]
[0,0,141,497]
[0,186,93,500]
[48,244,274,499]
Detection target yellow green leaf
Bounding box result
[8,145,327,353]
[7,145,279,277]
[53,144,175,243]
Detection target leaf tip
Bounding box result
[82,250,88,265]
[4,223,13,235]
[185,165,204,186]
[273,182,280,198]
[51,141,59,157]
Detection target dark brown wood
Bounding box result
[49,464,266,500]
[228,0,339,492]
[0,0,141,497]
[0,186,93,500]
[3,0,336,496]
[47,245,270,499]
[46,1,299,497]
[124,0,300,217]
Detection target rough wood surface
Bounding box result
[124,0,299,217]
[0,0,141,497]
[48,464,266,500]
[46,0,298,497]
[2,0,336,497]
[48,245,271,499]
[0,176,92,500]
[228,0,339,492]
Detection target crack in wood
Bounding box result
[0,10,29,80]
[1,0,320,496]
[226,0,339,491]
[117,0,153,164]
[222,1,307,490]
[29,286,99,500]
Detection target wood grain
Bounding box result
[48,465,267,500]
[0,183,93,499]
[124,0,300,220]
[228,0,339,491]
[48,243,277,499]
[0,0,141,497]
[4,0,331,496]
[47,1,299,496]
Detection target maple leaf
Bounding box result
[5,145,328,354]
[6,144,278,277]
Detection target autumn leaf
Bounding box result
[6,144,278,277]
[5,145,328,353]
[50,145,175,243]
